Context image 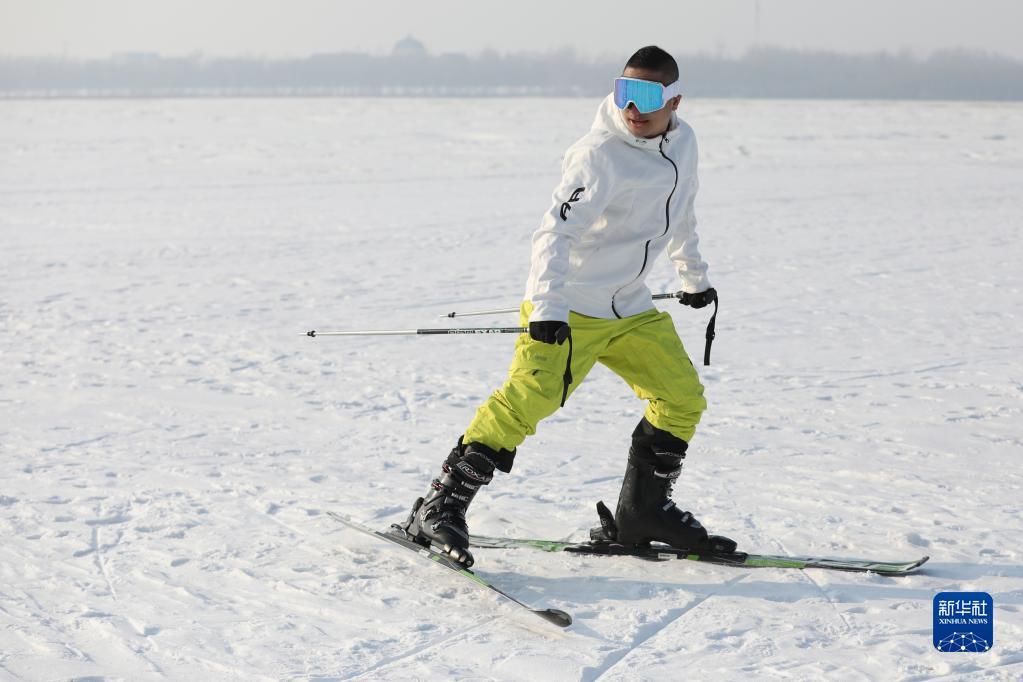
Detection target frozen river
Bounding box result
[2,96,1022,680]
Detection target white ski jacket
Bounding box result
[525,94,711,323]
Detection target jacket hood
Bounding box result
[591,93,679,149]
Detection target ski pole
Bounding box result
[306,327,527,338]
[442,293,683,318]
[442,307,519,319]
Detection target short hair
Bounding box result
[624,46,679,86]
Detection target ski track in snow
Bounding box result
[583,573,752,681]
[2,97,1022,680]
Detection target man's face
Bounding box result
[619,66,681,139]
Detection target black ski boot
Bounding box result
[401,438,513,567]
[608,418,736,553]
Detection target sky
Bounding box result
[2,0,1022,61]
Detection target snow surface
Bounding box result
[2,97,1022,681]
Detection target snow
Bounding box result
[2,96,1022,680]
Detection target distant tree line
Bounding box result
[2,47,1021,100]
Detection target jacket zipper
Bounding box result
[611,133,679,318]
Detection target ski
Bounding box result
[468,533,929,575]
[326,512,572,628]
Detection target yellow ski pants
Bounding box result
[463,302,706,452]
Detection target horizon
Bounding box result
[4,45,1022,102]
[3,41,1022,64]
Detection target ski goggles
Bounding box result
[613,77,682,114]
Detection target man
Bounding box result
[402,46,735,566]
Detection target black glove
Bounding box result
[678,287,717,310]
[529,321,571,345]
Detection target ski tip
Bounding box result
[900,555,930,570]
[538,608,573,628]
[875,555,930,575]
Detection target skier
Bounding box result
[402,46,736,565]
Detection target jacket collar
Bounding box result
[592,93,679,151]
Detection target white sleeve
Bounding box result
[666,173,712,293]
[527,147,614,322]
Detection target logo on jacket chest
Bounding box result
[559,187,586,221]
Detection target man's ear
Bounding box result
[670,95,682,111]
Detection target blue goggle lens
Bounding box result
[614,78,667,114]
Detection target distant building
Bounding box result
[392,36,428,58]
